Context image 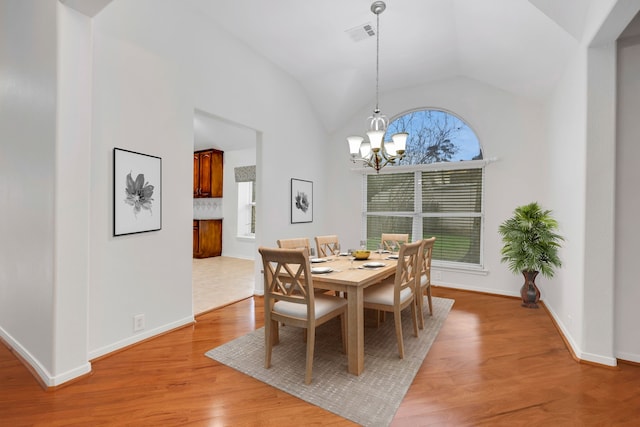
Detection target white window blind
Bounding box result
[364,167,484,267]
[421,169,482,265]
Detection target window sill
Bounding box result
[433,262,489,276]
[236,235,255,242]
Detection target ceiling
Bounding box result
[67,1,623,149]
[184,0,592,133]
[193,110,258,152]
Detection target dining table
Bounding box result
[309,253,398,375]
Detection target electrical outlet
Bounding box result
[133,314,145,332]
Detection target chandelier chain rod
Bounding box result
[375,10,380,113]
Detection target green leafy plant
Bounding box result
[498,202,564,278]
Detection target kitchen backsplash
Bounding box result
[194,198,223,219]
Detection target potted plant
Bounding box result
[498,202,564,308]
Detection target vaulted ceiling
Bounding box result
[63,0,599,145]
[185,0,592,133]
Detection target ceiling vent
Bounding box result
[346,22,375,42]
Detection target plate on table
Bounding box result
[310,258,327,263]
[339,252,350,256]
[386,254,399,260]
[362,262,386,268]
[311,267,333,274]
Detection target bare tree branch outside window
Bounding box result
[386,110,482,165]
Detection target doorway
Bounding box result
[193,109,258,314]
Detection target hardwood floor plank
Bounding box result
[1,288,639,426]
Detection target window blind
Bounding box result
[364,167,483,266]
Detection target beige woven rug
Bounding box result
[205,296,453,426]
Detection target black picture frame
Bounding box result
[291,178,313,224]
[113,148,162,236]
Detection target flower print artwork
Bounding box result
[114,148,161,236]
[295,191,309,213]
[290,178,312,223]
[124,171,154,216]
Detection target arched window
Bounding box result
[363,109,485,270]
[387,109,482,165]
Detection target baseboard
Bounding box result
[539,301,617,367]
[436,285,619,368]
[88,315,194,361]
[433,281,520,299]
[616,351,640,364]
[0,327,92,389]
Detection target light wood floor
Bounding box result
[2,287,640,426]
[192,256,255,315]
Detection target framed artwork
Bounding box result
[113,148,162,236]
[291,178,313,224]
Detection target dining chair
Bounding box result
[363,240,422,359]
[381,233,410,252]
[277,237,311,251]
[259,246,347,384]
[314,235,340,258]
[314,234,345,297]
[416,237,436,329]
[278,237,331,296]
[372,233,410,324]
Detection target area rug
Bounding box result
[205,296,453,426]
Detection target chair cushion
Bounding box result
[420,274,429,287]
[273,294,347,319]
[363,282,413,306]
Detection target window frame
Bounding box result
[236,181,256,239]
[361,159,488,272]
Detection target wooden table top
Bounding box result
[308,255,397,289]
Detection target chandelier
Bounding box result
[347,1,408,173]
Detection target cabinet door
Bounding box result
[209,219,222,256]
[210,150,223,198]
[193,153,200,197]
[194,219,222,258]
[198,151,213,198]
[193,220,199,256]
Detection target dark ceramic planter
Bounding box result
[520,270,540,308]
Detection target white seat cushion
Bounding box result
[420,274,429,287]
[363,282,413,306]
[273,294,347,319]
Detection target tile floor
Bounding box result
[192,256,255,315]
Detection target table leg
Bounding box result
[346,287,364,375]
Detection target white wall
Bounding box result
[544,47,588,356]
[327,76,549,297]
[88,0,329,355]
[89,21,194,358]
[0,0,58,383]
[543,2,640,366]
[222,147,257,260]
[615,35,640,363]
[0,0,93,387]
[54,2,93,382]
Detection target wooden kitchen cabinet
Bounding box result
[194,149,223,198]
[193,220,199,255]
[193,219,222,258]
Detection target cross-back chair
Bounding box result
[381,233,410,252]
[277,237,311,251]
[363,240,422,359]
[417,237,436,329]
[314,235,340,258]
[259,246,347,384]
